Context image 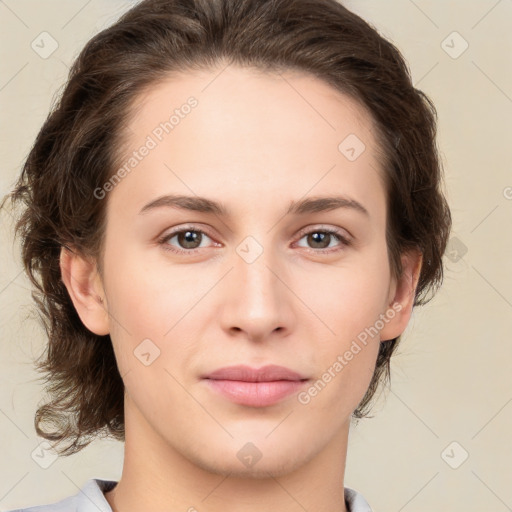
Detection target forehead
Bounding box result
[110,65,387,223]
[127,65,378,148]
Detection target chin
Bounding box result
[188,436,311,479]
[195,451,307,480]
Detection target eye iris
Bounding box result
[308,232,331,249]
[178,230,202,249]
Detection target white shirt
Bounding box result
[6,478,373,512]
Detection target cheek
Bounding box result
[295,252,389,399]
[102,244,216,380]
[103,243,201,334]
[304,259,390,339]
[299,293,382,418]
[297,328,380,422]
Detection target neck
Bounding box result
[105,396,349,512]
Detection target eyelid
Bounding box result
[159,223,214,237]
[157,224,218,250]
[295,224,352,242]
[292,224,352,253]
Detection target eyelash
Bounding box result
[157,224,352,256]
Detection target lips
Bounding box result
[204,364,308,382]
[202,365,310,407]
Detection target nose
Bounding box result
[218,240,296,342]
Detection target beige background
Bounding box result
[0,1,511,511]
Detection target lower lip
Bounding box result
[204,379,309,407]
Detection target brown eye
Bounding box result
[306,231,332,249]
[158,226,215,254]
[175,230,203,249]
[296,228,351,252]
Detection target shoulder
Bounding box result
[4,478,118,512]
[344,486,374,512]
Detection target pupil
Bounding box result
[180,230,201,248]
[309,232,329,248]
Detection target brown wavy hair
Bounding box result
[2,0,451,456]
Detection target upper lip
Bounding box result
[204,365,308,382]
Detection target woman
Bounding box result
[3,0,451,510]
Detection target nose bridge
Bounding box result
[222,233,291,337]
[236,234,281,307]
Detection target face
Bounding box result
[82,65,407,477]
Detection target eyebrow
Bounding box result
[139,194,370,218]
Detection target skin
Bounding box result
[60,64,422,512]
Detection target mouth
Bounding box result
[202,364,310,407]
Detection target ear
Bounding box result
[59,246,110,336]
[379,249,423,342]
